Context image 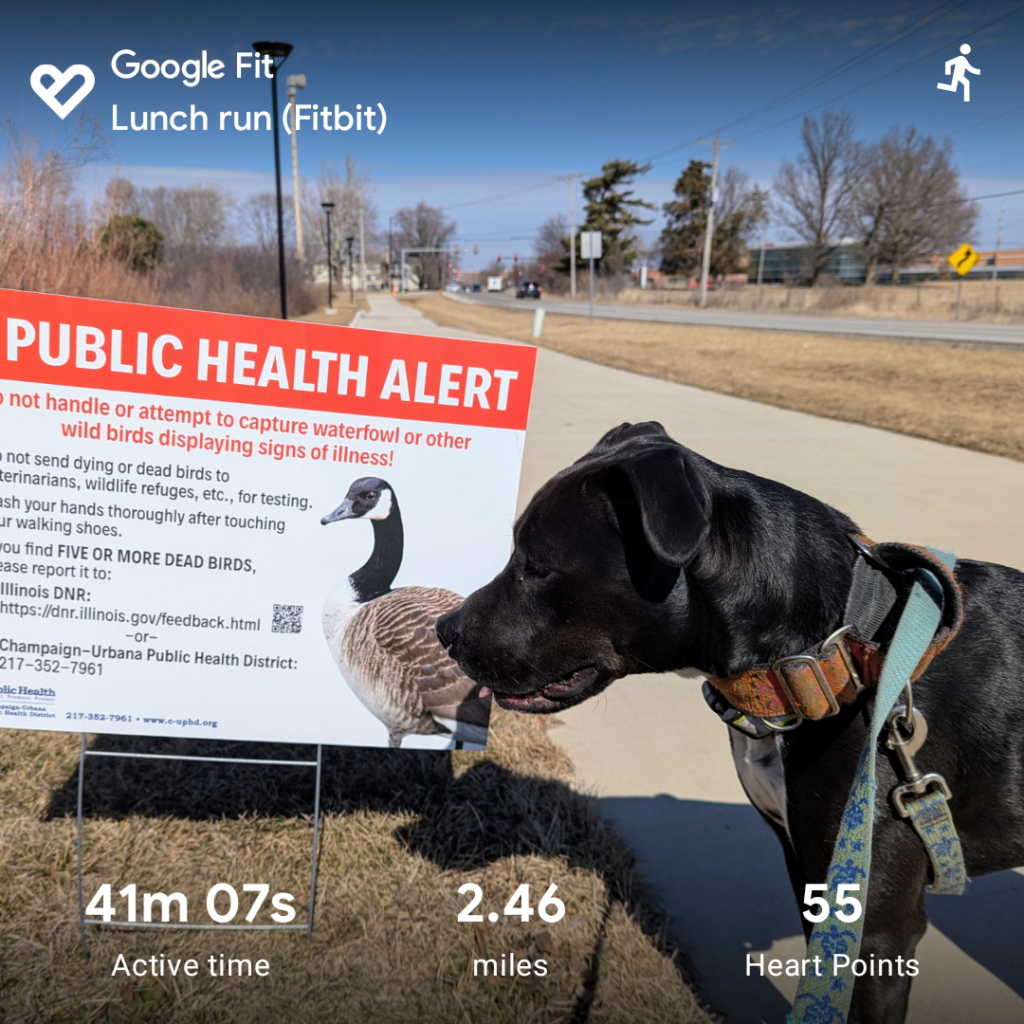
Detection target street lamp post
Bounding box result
[345,236,355,306]
[322,202,336,315]
[252,41,293,320]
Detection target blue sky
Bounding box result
[7,0,1024,268]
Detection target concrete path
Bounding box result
[459,291,1024,347]
[356,295,1024,1023]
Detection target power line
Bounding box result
[709,0,971,138]
[444,177,563,210]
[948,102,1024,135]
[919,187,1024,210]
[643,0,970,167]
[723,1,1024,149]
[399,5,1024,225]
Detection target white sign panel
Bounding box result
[0,290,536,749]
[579,231,602,260]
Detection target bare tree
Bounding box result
[392,201,455,290]
[0,113,128,297]
[772,110,859,284]
[533,213,570,292]
[303,156,379,284]
[136,185,233,260]
[853,127,976,284]
[241,192,294,254]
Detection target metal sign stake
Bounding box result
[75,735,324,959]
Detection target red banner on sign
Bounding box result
[0,290,536,430]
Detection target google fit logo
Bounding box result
[30,64,95,119]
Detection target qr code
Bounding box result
[272,604,304,634]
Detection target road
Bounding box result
[457,290,1024,347]
[355,294,1024,1024]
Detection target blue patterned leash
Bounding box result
[788,552,966,1024]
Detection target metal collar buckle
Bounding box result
[771,625,863,722]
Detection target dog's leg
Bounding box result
[847,859,928,1024]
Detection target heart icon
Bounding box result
[30,64,95,120]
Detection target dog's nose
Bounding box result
[435,609,461,654]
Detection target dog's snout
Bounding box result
[435,609,461,653]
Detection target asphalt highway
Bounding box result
[458,291,1024,347]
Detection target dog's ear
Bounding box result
[592,421,669,453]
[621,447,709,567]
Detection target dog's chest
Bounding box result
[728,730,790,839]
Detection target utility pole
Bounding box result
[286,74,306,264]
[696,135,736,309]
[558,173,582,298]
[992,200,1005,282]
[756,214,770,302]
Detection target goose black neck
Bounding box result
[349,499,403,602]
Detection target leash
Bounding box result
[787,552,966,1024]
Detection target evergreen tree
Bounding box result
[99,214,164,271]
[658,161,709,277]
[659,161,768,279]
[580,160,654,277]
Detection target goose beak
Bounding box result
[321,499,357,525]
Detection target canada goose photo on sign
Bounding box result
[0,290,536,750]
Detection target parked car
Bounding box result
[516,281,541,300]
[444,283,462,293]
[470,283,482,292]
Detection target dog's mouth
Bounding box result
[479,666,606,713]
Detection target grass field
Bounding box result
[587,278,1024,324]
[0,711,711,1024]
[293,288,370,326]
[403,293,1024,463]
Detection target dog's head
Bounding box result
[435,422,711,713]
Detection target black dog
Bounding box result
[436,421,1024,1023]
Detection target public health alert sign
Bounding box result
[0,290,535,749]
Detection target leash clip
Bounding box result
[886,704,953,817]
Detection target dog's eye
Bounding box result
[524,562,551,579]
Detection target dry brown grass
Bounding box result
[0,122,316,319]
[404,293,1024,463]
[294,289,370,327]
[0,712,711,1024]
[601,279,1024,324]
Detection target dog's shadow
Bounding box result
[45,734,695,1022]
[597,794,1024,1020]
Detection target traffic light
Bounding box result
[497,254,502,263]
[473,245,478,255]
[454,244,460,255]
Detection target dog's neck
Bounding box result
[677,474,859,679]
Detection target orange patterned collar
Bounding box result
[704,540,963,723]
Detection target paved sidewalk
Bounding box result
[357,294,1024,1023]
[459,291,1024,347]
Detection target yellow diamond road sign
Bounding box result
[948,242,980,276]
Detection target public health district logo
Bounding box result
[30,63,95,119]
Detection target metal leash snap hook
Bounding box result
[886,704,953,817]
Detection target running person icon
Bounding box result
[937,43,979,102]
